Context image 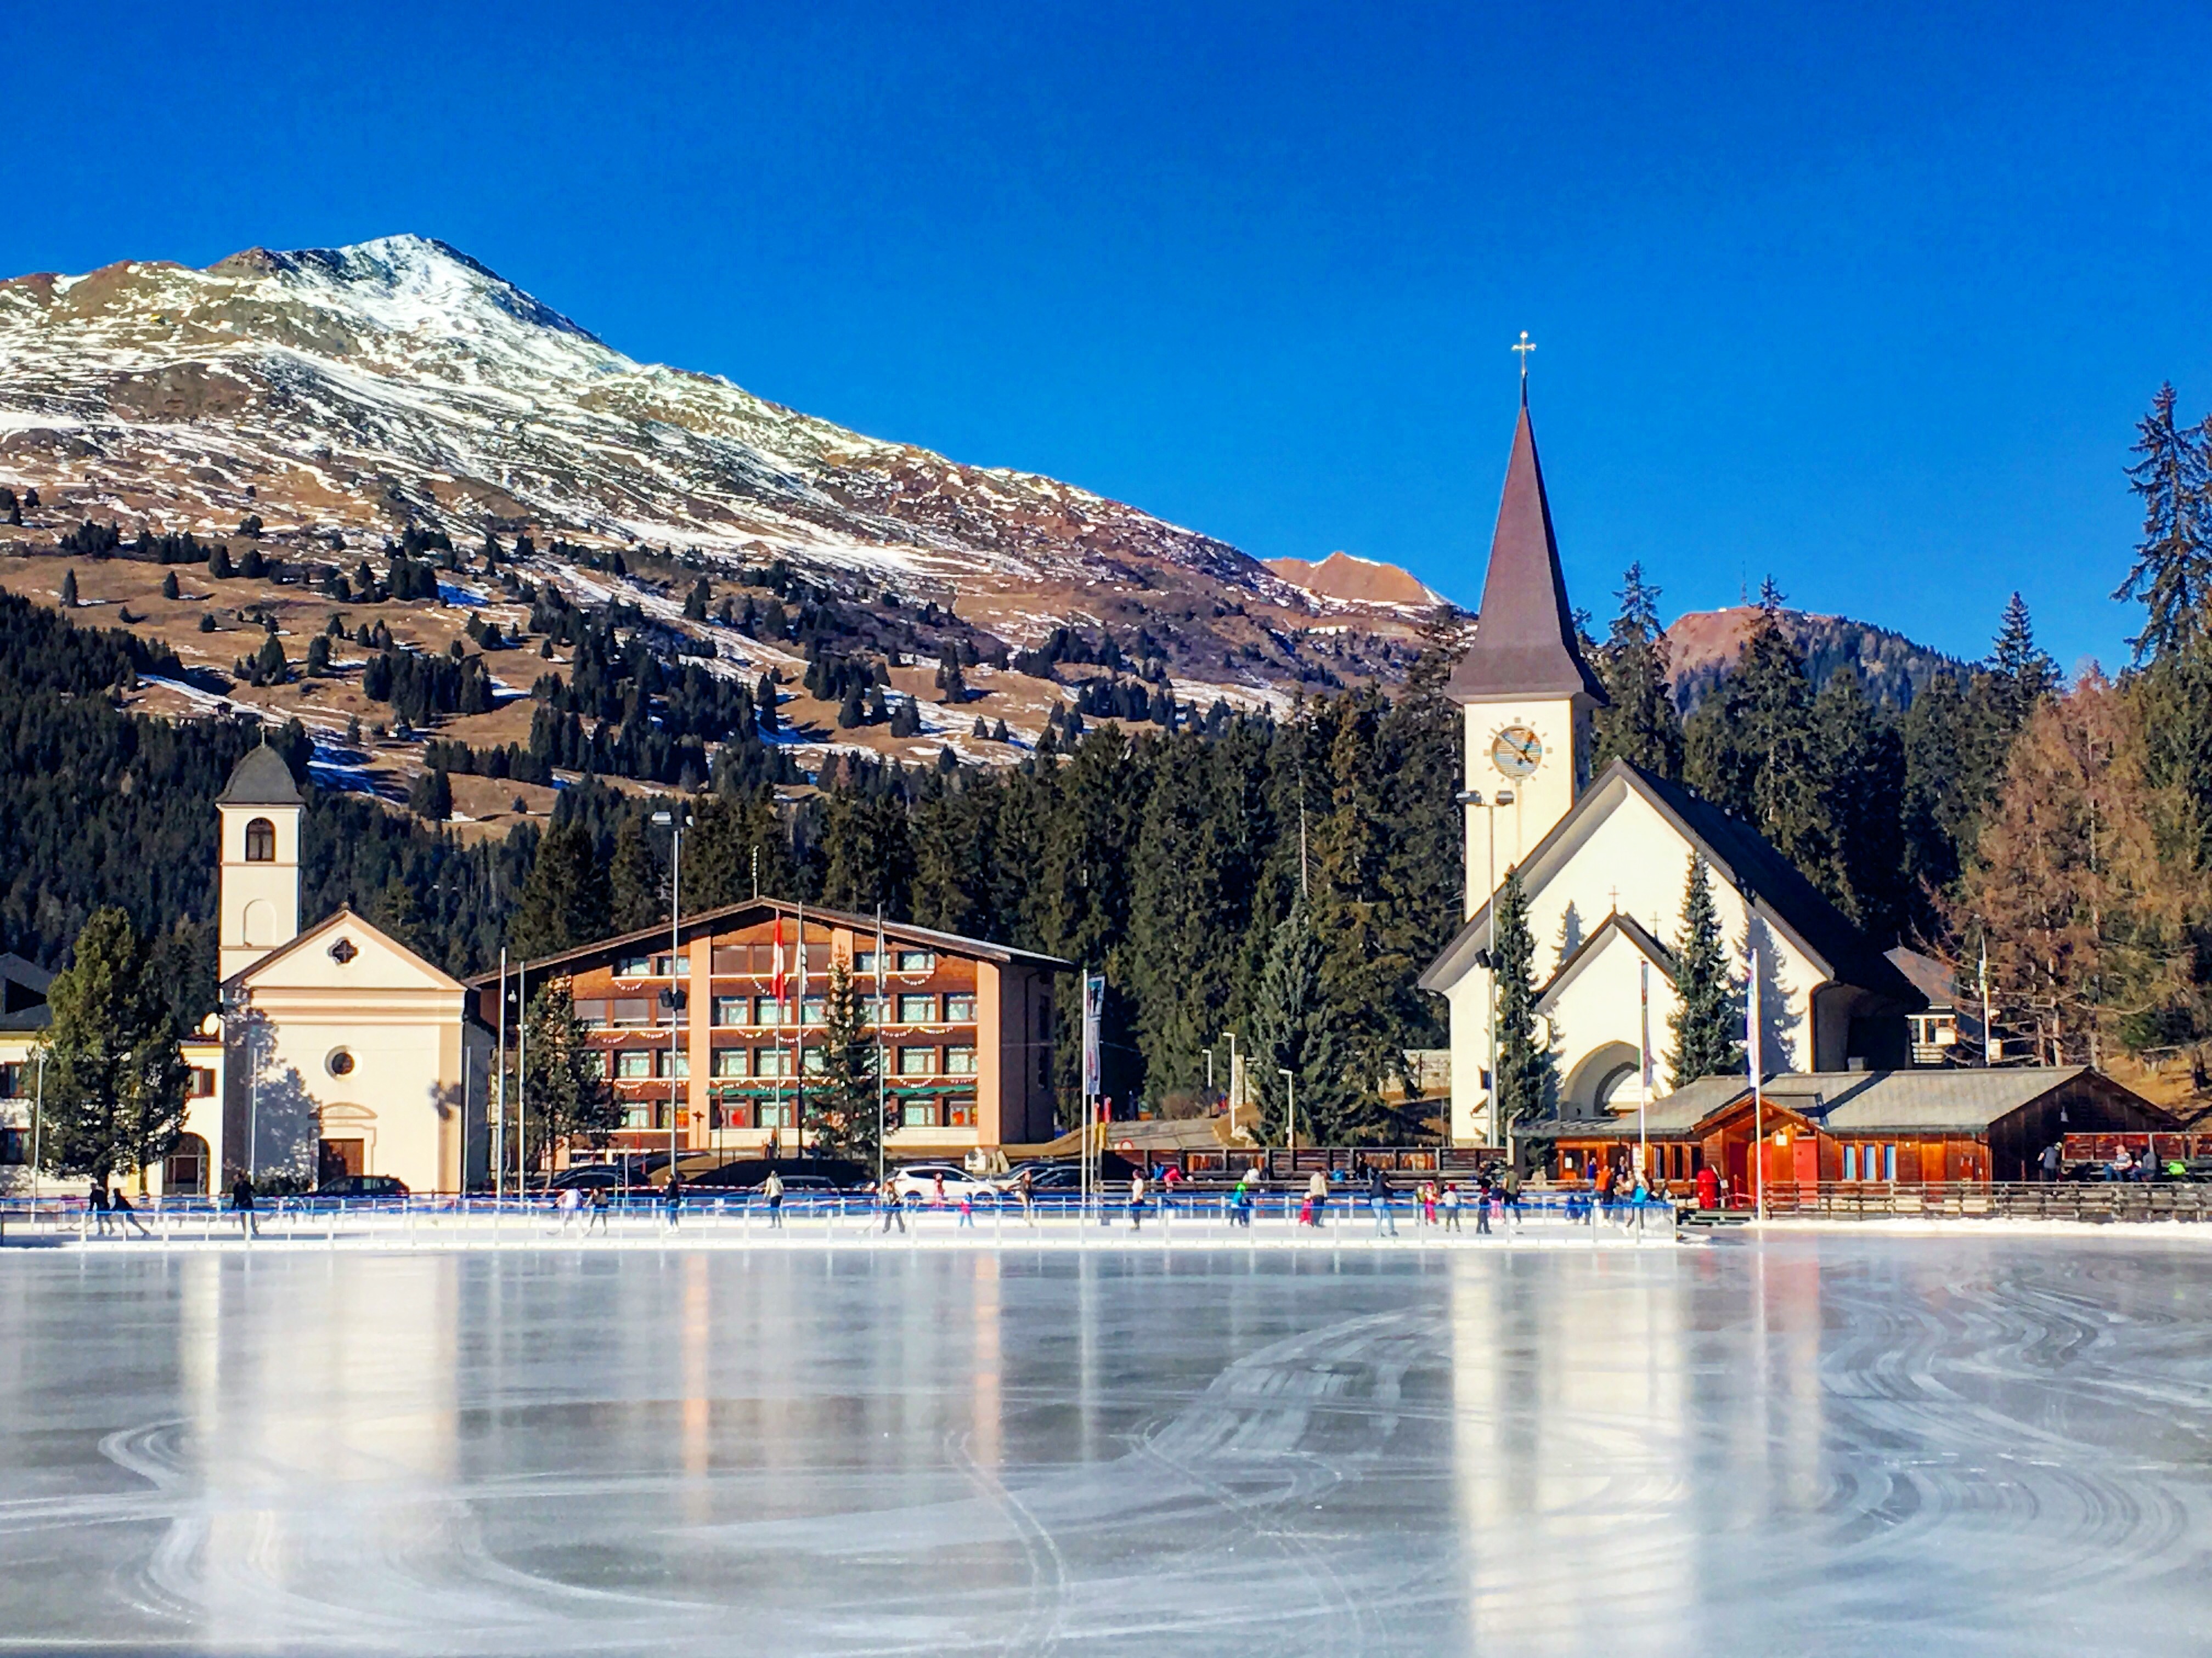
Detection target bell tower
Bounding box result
[217,743,304,982]
[1446,391,1607,916]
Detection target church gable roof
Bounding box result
[217,742,304,807]
[1444,403,1607,705]
[221,907,464,995]
[1534,910,1675,1013]
[1420,759,1923,1009]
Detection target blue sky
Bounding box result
[6,0,2209,670]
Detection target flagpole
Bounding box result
[793,898,805,1156]
[1637,958,1651,1186]
[1979,933,1993,1067]
[495,949,507,1204]
[876,905,888,1191]
[1749,946,1764,1222]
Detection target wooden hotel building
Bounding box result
[472,898,1068,1163]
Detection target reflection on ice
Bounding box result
[0,1236,2206,1655]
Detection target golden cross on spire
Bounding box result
[1511,330,1536,395]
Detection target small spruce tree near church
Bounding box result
[1490,867,1555,1124]
[1667,855,1747,1086]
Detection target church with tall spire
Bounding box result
[1420,389,1923,1151]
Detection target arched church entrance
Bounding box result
[163,1133,210,1195]
[1562,1040,1643,1117]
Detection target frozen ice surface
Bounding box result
[0,1234,2207,1655]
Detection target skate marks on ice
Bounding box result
[0,1241,2208,1654]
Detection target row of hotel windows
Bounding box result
[1842,1144,1901,1181]
[575,994,975,1029]
[602,1045,977,1079]
[609,948,938,978]
[1,1064,215,1099]
[615,1099,978,1130]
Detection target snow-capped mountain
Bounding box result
[0,236,1432,682]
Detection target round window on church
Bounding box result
[326,1048,356,1078]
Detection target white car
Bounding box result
[888,1164,1004,1204]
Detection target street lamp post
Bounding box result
[1455,788,1511,1155]
[29,1050,44,1203]
[1278,1067,1296,1162]
[652,809,693,1185]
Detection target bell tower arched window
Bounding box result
[244,817,276,862]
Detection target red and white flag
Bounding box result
[771,914,787,1003]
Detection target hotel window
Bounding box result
[713,996,747,1027]
[945,1046,977,1076]
[652,953,684,977]
[611,998,651,1027]
[654,1049,689,1079]
[711,946,748,975]
[613,1050,653,1079]
[802,1048,826,1076]
[946,1100,977,1127]
[187,1067,217,1098]
[895,949,935,974]
[755,1048,792,1078]
[574,999,609,1029]
[898,994,936,1025]
[580,1051,608,1078]
[800,997,827,1026]
[754,997,785,1027]
[614,954,652,978]
[0,1062,25,1097]
[898,1046,939,1076]
[943,994,976,1022]
[901,1101,937,1127]
[621,1104,654,1128]
[244,816,276,862]
[1843,1145,1859,1181]
[758,1102,795,1129]
[853,950,879,977]
[712,1048,748,1078]
[1883,1144,1897,1180]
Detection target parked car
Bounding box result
[888,1163,1004,1203]
[318,1174,408,1198]
[546,1164,634,1191]
[688,1158,869,1190]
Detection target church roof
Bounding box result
[218,906,467,995]
[217,742,303,807]
[1533,910,1675,1012]
[1419,759,1924,1009]
[1444,402,1608,705]
[1686,1066,2175,1135]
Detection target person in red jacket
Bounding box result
[1695,1163,1721,1211]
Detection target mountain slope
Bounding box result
[0,235,1430,705]
[1665,607,1965,710]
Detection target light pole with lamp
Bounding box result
[28,1050,44,1205]
[651,808,693,1185]
[1278,1067,1296,1161]
[1455,786,1513,1156]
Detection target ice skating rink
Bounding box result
[0,1233,2205,1656]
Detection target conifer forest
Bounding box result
[6,386,2212,1136]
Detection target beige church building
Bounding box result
[201,746,490,1192]
[1419,396,1922,1148]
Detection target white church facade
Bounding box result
[1418,398,1922,1148]
[203,745,491,1192]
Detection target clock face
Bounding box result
[1491,726,1544,777]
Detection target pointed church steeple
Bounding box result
[1446,403,1607,705]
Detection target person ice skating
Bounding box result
[1695,1162,1720,1210]
[588,1186,611,1232]
[1127,1173,1146,1230]
[1368,1166,1397,1237]
[1229,1176,1252,1228]
[957,1190,975,1228]
[232,1174,258,1238]
[1501,1167,1523,1230]
[1305,1170,1328,1227]
[85,1184,111,1238]
[109,1186,153,1238]
[879,1182,907,1233]
[764,1169,785,1229]
[557,1185,580,1233]
[663,1174,684,1230]
[1442,1181,1462,1232]
[1017,1166,1036,1226]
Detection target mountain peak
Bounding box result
[208,234,600,344]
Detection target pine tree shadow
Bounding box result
[1741,917,1804,1073]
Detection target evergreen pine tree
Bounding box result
[523,978,621,1181]
[1590,562,1684,778]
[161,571,180,601]
[509,820,610,957]
[1489,866,1555,1124]
[607,817,664,931]
[59,570,77,608]
[2114,384,2212,663]
[809,959,882,1166]
[1666,855,1746,1085]
[1249,891,1350,1144]
[408,766,453,821]
[33,907,189,1189]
